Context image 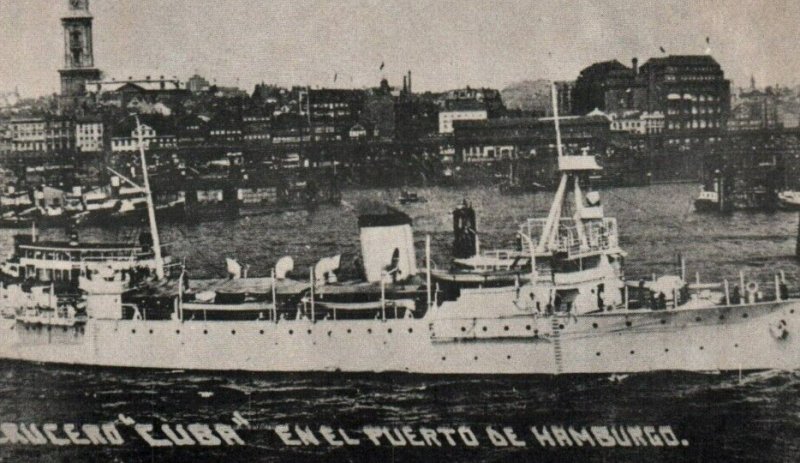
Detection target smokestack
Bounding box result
[408,71,412,94]
[632,58,639,76]
[403,75,407,93]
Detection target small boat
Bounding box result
[778,190,800,210]
[694,187,721,212]
[399,191,425,205]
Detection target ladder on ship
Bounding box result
[551,316,564,374]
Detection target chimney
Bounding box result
[632,58,639,75]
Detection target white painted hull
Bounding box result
[1,300,799,374]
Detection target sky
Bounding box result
[1,0,798,98]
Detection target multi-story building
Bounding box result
[0,122,11,154]
[572,55,730,133]
[110,119,176,152]
[610,111,665,135]
[298,88,366,141]
[638,55,730,132]
[438,87,505,117]
[554,81,575,116]
[728,79,781,131]
[438,101,488,134]
[7,117,75,153]
[572,60,645,115]
[75,117,104,152]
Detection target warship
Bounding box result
[1,93,799,375]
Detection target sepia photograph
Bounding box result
[0,0,799,461]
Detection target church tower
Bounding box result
[59,0,102,106]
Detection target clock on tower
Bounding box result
[69,0,88,11]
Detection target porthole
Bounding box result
[596,352,601,356]
[482,326,487,332]
[504,326,509,331]
[367,328,372,334]
[695,317,702,322]
[660,319,666,325]
[441,356,446,361]
[506,355,511,360]
[625,321,632,327]
[534,329,539,335]
[387,328,392,334]
[231,330,236,335]
[327,331,331,336]
[558,324,565,330]
[149,329,154,334]
[203,330,208,335]
[259,330,264,335]
[742,313,749,319]
[592,323,598,329]
[791,309,795,314]
[408,328,413,333]
[699,346,704,350]
[474,356,478,361]
[347,328,351,333]
[288,330,293,335]
[734,343,739,348]
[176,330,180,334]
[665,348,669,352]
[307,329,312,335]
[630,350,635,355]
[131,329,136,334]
[461,327,466,332]
[525,325,531,331]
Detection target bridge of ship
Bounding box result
[520,217,620,260]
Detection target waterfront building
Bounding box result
[639,55,730,132]
[452,113,611,163]
[571,55,729,133]
[59,0,102,110]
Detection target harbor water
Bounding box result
[1,183,799,462]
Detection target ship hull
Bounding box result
[1,300,799,374]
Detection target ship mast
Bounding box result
[536,84,601,254]
[133,114,165,280]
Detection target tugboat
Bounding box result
[1,87,800,374]
[694,171,732,213]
